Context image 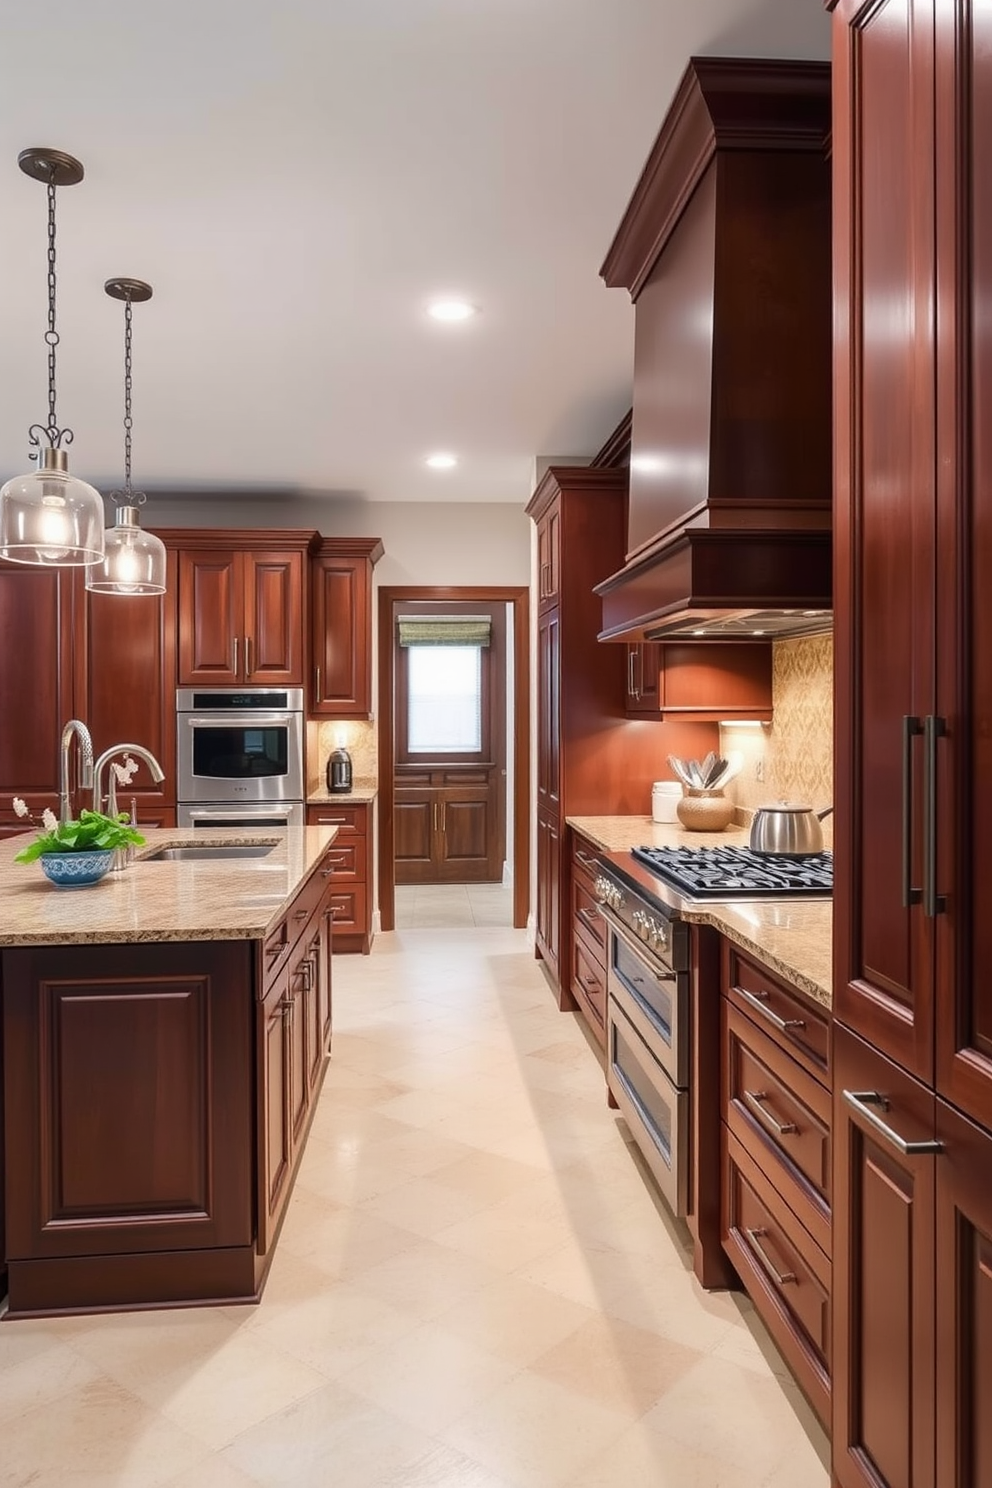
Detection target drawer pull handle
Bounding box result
[321,867,335,877]
[842,1090,944,1156]
[277,995,294,1024]
[579,907,601,927]
[575,850,596,869]
[317,816,347,824]
[293,908,309,920]
[266,940,288,960]
[735,985,806,1036]
[742,1089,798,1136]
[744,1227,796,1287]
[578,974,600,993]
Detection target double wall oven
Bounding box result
[176,687,305,828]
[594,845,833,1220]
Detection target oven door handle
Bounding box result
[184,806,298,822]
[598,901,676,981]
[182,712,300,729]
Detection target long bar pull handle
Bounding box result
[902,715,924,908]
[232,636,239,679]
[433,801,438,832]
[314,667,321,702]
[744,1228,797,1287]
[441,801,446,832]
[244,634,252,680]
[734,984,806,1036]
[742,1089,798,1137]
[923,714,946,917]
[842,1090,944,1155]
[628,649,636,699]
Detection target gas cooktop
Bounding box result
[630,844,833,899]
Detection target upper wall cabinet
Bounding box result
[171,532,316,688]
[625,641,772,722]
[310,538,383,718]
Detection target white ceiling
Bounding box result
[0,0,829,507]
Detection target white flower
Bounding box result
[42,808,58,832]
[111,762,129,785]
[12,797,28,818]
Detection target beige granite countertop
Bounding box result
[567,814,832,1009]
[307,783,378,805]
[0,826,338,948]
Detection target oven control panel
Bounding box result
[594,875,624,912]
[631,909,669,954]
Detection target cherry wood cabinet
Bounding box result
[536,501,560,614]
[394,768,500,887]
[310,538,383,718]
[172,532,315,687]
[626,642,773,723]
[569,830,608,1045]
[305,801,373,953]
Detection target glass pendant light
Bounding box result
[0,148,104,567]
[86,278,166,595]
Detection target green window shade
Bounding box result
[398,617,491,647]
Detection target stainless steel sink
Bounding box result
[143,844,275,862]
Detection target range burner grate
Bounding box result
[631,844,833,898]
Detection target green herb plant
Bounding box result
[13,806,146,864]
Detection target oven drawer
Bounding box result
[723,998,831,1256]
[723,944,830,1084]
[571,935,607,1039]
[572,874,607,957]
[723,1126,831,1427]
[607,993,688,1218]
[606,919,687,1089]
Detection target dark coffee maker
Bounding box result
[326,747,352,794]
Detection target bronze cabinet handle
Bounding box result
[232,636,239,678]
[842,1090,944,1156]
[734,984,806,1036]
[902,715,923,908]
[742,1088,798,1137]
[923,715,946,917]
[744,1227,796,1287]
[244,634,252,679]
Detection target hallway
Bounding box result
[0,926,829,1487]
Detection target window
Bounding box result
[406,645,482,754]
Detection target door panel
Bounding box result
[394,791,435,884]
[436,791,495,882]
[244,551,303,684]
[177,551,241,684]
[311,558,368,715]
[0,563,73,800]
[537,608,560,812]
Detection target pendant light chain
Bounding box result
[122,292,134,500]
[45,172,59,436]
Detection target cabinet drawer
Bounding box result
[723,1127,831,1427]
[321,836,367,882]
[306,804,368,835]
[723,997,831,1256]
[329,885,367,935]
[572,875,607,957]
[570,832,600,887]
[262,860,329,994]
[723,944,830,1084]
[571,935,607,1038]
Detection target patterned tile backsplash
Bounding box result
[721,633,833,829]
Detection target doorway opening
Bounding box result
[378,586,529,932]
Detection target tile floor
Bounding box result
[0,925,830,1487]
[394,880,513,929]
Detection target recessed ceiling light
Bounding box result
[426,452,458,469]
[428,299,477,322]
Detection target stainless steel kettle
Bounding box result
[749,802,833,856]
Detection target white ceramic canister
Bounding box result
[652,781,682,824]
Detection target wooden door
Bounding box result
[318,900,333,1052]
[933,0,992,1132]
[436,783,498,882]
[311,554,369,715]
[257,972,291,1254]
[537,503,560,612]
[177,549,242,685]
[303,931,323,1094]
[935,1100,992,1488]
[287,952,309,1148]
[832,1024,937,1488]
[0,562,74,813]
[243,550,304,685]
[535,807,560,981]
[537,608,560,814]
[394,786,435,883]
[625,642,662,713]
[73,557,177,815]
[832,0,938,1083]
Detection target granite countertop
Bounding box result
[307,782,378,805]
[0,825,338,948]
[567,814,832,1009]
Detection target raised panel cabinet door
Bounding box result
[625,643,662,714]
[934,1,992,1132]
[0,562,74,800]
[536,608,560,812]
[177,549,242,685]
[935,1101,992,1488]
[311,557,369,716]
[74,556,177,811]
[304,932,323,1094]
[288,954,309,1148]
[394,789,436,884]
[257,973,292,1255]
[436,789,497,883]
[833,0,938,1081]
[535,809,561,982]
[537,504,560,612]
[243,550,304,685]
[832,1024,937,1488]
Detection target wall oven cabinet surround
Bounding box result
[176,688,305,812]
[310,538,383,718]
[596,58,832,645]
[526,465,718,1011]
[831,1,992,1482]
[172,532,317,688]
[0,554,177,830]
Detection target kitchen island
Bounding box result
[0,826,339,1318]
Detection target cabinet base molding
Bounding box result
[5,1246,260,1319]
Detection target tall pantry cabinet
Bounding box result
[830,3,992,1486]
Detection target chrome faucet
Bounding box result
[92,743,166,817]
[59,719,94,824]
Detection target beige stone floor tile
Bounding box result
[0,1336,107,1425]
[246,1280,422,1380]
[159,1458,265,1488]
[530,1313,707,1416]
[0,1318,70,1372]
[370,1442,526,1488]
[277,1195,422,1277]
[349,1237,503,1321]
[345,1320,520,1432]
[372,1126,481,1177]
[432,1205,572,1272]
[219,1378,438,1488]
[61,1308,241,1396]
[566,1423,772,1488]
[431,1274,597,1368]
[441,1370,631,1488]
[357,1172,499,1237]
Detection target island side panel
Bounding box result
[3,940,256,1316]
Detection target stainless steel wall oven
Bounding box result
[176,687,305,823]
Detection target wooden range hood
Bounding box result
[595,57,833,644]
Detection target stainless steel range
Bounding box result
[594,844,833,1220]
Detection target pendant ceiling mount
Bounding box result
[104,276,153,303]
[17,147,84,187]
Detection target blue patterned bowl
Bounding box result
[39,849,114,887]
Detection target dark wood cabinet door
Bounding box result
[536,608,560,813]
[935,1100,992,1488]
[537,504,560,612]
[318,902,333,1053]
[0,562,74,804]
[625,642,662,713]
[535,809,560,981]
[303,933,323,1094]
[394,789,435,883]
[288,956,309,1148]
[74,558,177,812]
[833,0,937,1083]
[244,550,304,685]
[177,549,242,685]
[257,972,292,1255]
[832,1024,937,1488]
[311,555,370,716]
[933,0,992,1132]
[436,788,497,882]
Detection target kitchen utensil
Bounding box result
[699,751,719,786]
[708,753,742,791]
[749,803,834,856]
[667,756,696,791]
